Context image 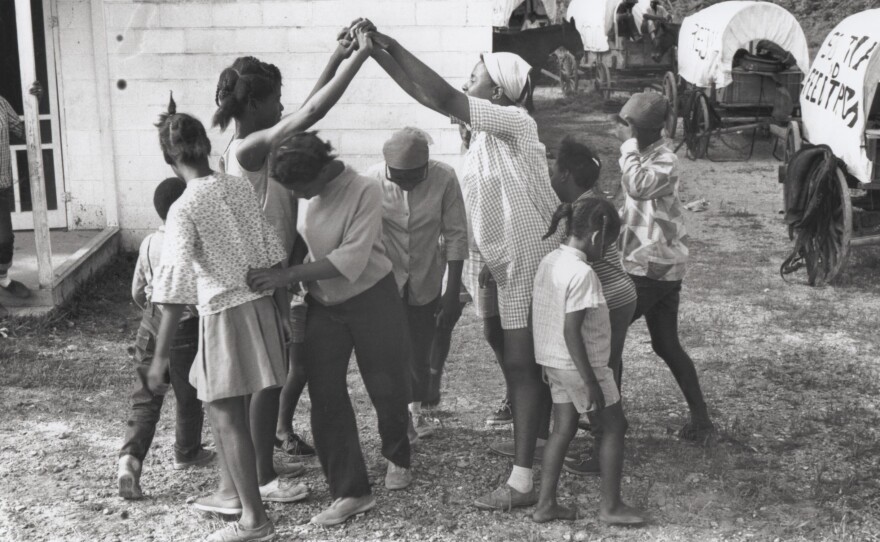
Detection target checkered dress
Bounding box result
[0,96,24,190]
[458,97,561,329]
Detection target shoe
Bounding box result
[173,447,216,470]
[488,438,545,463]
[310,495,376,526]
[412,414,435,439]
[192,494,243,515]
[563,457,600,476]
[273,457,305,478]
[117,455,143,500]
[385,461,412,490]
[275,432,315,458]
[486,398,513,426]
[206,520,275,542]
[259,477,309,503]
[407,415,420,446]
[0,279,31,299]
[473,484,538,511]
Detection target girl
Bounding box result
[146,96,305,542]
[547,137,639,475]
[213,21,373,460]
[532,198,645,525]
[246,120,413,527]
[366,24,561,510]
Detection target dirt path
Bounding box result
[2,89,880,541]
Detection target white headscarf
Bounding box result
[481,52,532,104]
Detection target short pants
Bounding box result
[462,256,498,319]
[543,365,620,414]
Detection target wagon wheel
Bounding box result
[663,71,678,139]
[684,91,712,159]
[594,63,612,100]
[784,120,802,163]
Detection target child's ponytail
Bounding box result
[156,91,211,166]
[543,202,573,240]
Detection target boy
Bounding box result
[117,177,214,499]
[367,127,468,441]
[615,92,715,442]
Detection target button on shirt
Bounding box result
[299,165,393,306]
[532,246,611,371]
[366,160,468,306]
[1,96,24,190]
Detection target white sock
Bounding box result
[506,466,533,493]
[409,402,421,416]
[0,275,10,288]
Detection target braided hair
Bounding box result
[155,92,211,166]
[557,136,602,191]
[213,56,282,131]
[543,197,620,255]
[271,131,338,189]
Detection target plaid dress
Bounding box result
[1,96,24,191]
[457,97,561,329]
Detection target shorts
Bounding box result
[290,295,307,344]
[463,255,498,319]
[543,366,620,414]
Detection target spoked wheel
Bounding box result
[784,120,802,163]
[663,71,678,139]
[685,91,712,159]
[594,62,612,100]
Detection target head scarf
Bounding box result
[383,127,434,169]
[481,52,532,104]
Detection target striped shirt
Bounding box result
[0,96,24,190]
[532,246,610,371]
[575,192,637,310]
[618,138,688,281]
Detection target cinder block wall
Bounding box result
[55,0,493,248]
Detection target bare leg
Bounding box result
[534,403,578,523]
[276,344,307,439]
[594,403,645,525]
[503,328,551,467]
[251,387,281,486]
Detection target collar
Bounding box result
[642,138,670,157]
[558,244,587,262]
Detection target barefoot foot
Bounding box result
[532,503,577,523]
[599,503,646,525]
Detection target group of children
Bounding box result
[113,19,714,542]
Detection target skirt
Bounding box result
[189,296,287,403]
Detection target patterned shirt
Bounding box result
[367,159,469,306]
[457,97,561,329]
[1,96,24,190]
[618,138,688,281]
[131,227,197,321]
[532,245,610,371]
[152,172,288,316]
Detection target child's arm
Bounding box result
[619,140,677,201]
[563,310,606,411]
[147,304,185,395]
[302,29,359,104]
[131,249,148,310]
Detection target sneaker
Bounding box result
[259,477,309,503]
[173,447,216,470]
[473,484,538,511]
[488,438,545,463]
[117,455,143,500]
[275,432,315,458]
[206,520,275,542]
[310,495,376,527]
[0,279,31,299]
[192,493,243,515]
[273,457,305,478]
[486,398,513,426]
[407,415,420,446]
[412,414,435,439]
[385,461,412,490]
[563,457,600,476]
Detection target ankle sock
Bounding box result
[409,402,421,416]
[507,466,533,493]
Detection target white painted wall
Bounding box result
[54,0,494,248]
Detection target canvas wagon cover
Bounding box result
[566,0,653,53]
[801,9,880,185]
[677,1,809,89]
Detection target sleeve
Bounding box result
[325,181,384,283]
[151,207,200,305]
[2,99,24,140]
[565,266,601,313]
[467,96,530,142]
[131,237,150,306]
[618,139,678,201]
[440,167,469,261]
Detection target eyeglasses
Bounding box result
[386,164,429,185]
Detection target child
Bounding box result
[117,177,214,500]
[547,137,639,475]
[146,95,305,542]
[532,198,645,525]
[366,127,468,441]
[614,93,714,442]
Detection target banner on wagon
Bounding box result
[801,10,880,185]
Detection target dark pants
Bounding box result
[303,274,412,499]
[119,306,204,463]
[405,295,440,403]
[629,275,709,418]
[0,187,14,272]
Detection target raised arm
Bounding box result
[302,24,361,103]
[619,139,676,201]
[372,50,439,114]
